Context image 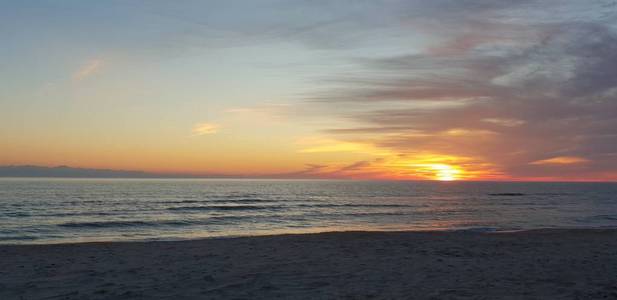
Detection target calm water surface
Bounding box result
[1,178,616,244]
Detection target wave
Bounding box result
[452,227,500,233]
[296,203,414,208]
[161,198,272,204]
[0,235,38,241]
[161,200,202,204]
[3,212,31,217]
[340,211,409,217]
[581,214,617,222]
[209,198,273,203]
[488,192,577,197]
[297,211,409,218]
[57,220,197,228]
[5,211,143,218]
[56,214,292,229]
[41,211,121,217]
[168,205,284,212]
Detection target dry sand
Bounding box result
[1,229,617,299]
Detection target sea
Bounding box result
[1,178,616,244]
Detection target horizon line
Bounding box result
[1,165,616,183]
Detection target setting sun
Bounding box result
[397,156,468,181]
[427,164,461,181]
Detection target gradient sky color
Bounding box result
[2,0,617,181]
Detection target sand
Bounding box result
[1,229,616,299]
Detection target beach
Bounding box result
[1,229,616,299]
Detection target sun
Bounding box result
[401,155,469,181]
[427,164,461,181]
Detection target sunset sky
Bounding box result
[2,0,617,181]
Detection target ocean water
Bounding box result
[1,178,616,244]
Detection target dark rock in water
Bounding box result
[488,193,526,196]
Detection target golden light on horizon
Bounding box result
[390,154,468,181]
[427,164,461,181]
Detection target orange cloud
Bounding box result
[482,118,526,127]
[296,136,390,155]
[530,156,590,165]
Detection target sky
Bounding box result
[2,0,617,181]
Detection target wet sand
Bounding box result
[1,229,616,299]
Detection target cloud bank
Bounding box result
[299,0,617,180]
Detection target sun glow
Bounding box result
[427,164,461,181]
[392,154,469,181]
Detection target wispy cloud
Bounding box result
[296,136,389,155]
[73,59,105,81]
[482,118,526,127]
[191,122,219,136]
[530,156,590,165]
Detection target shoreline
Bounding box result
[2,228,617,299]
[2,226,616,246]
